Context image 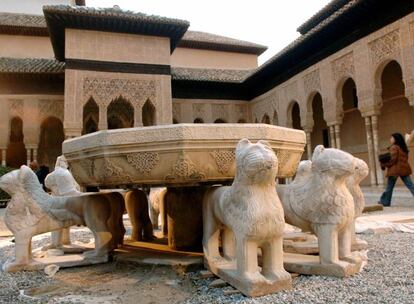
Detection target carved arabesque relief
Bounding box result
[369,30,400,64]
[83,77,156,108]
[212,104,229,122]
[303,70,321,95]
[9,99,23,118]
[332,52,355,81]
[126,152,160,175]
[165,154,206,181]
[39,99,64,122]
[192,103,207,122]
[211,150,236,174]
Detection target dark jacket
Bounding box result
[384,144,412,177]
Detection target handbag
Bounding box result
[378,152,391,164]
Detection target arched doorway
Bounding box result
[107,97,134,129]
[377,60,414,181]
[142,99,156,126]
[310,93,329,148]
[82,97,99,135]
[194,118,204,123]
[261,114,270,124]
[290,102,302,130]
[340,78,369,184]
[214,118,227,123]
[6,117,26,168]
[272,111,278,125]
[173,118,179,124]
[38,117,65,169]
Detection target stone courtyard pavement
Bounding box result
[0,204,413,304]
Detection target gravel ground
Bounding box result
[185,232,414,304]
[0,206,413,304]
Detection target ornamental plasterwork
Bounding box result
[369,30,400,64]
[303,70,321,94]
[332,52,355,81]
[9,99,23,118]
[39,99,64,122]
[234,104,248,121]
[211,150,236,174]
[126,152,160,175]
[192,103,207,121]
[165,154,206,181]
[82,77,156,108]
[172,103,182,122]
[284,81,298,102]
[212,104,230,122]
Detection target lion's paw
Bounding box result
[264,269,291,283]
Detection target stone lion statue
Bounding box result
[203,138,291,296]
[279,145,361,271]
[44,155,82,250]
[0,165,125,272]
[345,157,369,249]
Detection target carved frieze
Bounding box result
[165,154,206,181]
[369,30,400,64]
[126,152,160,175]
[211,150,236,174]
[192,103,205,120]
[83,77,156,108]
[39,99,64,121]
[212,104,229,122]
[303,70,321,94]
[332,52,355,81]
[9,99,23,118]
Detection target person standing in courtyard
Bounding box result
[379,133,414,206]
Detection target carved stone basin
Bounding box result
[63,124,306,187]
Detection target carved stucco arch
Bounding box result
[286,100,300,128]
[370,58,404,113]
[82,77,157,118]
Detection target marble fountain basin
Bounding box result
[63,124,306,188]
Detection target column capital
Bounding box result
[64,128,82,139]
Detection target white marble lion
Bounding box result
[279,145,361,269]
[0,165,125,272]
[203,139,291,295]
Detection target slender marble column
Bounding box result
[364,116,377,186]
[371,115,383,185]
[334,124,341,149]
[329,126,336,148]
[26,149,32,166]
[1,149,6,166]
[305,132,312,159]
[98,105,108,130]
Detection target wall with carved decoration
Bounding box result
[172,99,250,123]
[64,69,172,137]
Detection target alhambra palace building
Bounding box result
[0,0,413,186]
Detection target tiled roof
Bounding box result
[179,31,267,55]
[297,0,350,35]
[0,57,64,74]
[171,67,252,83]
[0,12,48,36]
[43,5,190,60]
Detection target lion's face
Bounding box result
[0,169,20,196]
[353,157,369,182]
[236,139,278,184]
[312,145,355,178]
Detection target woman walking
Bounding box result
[379,133,414,206]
